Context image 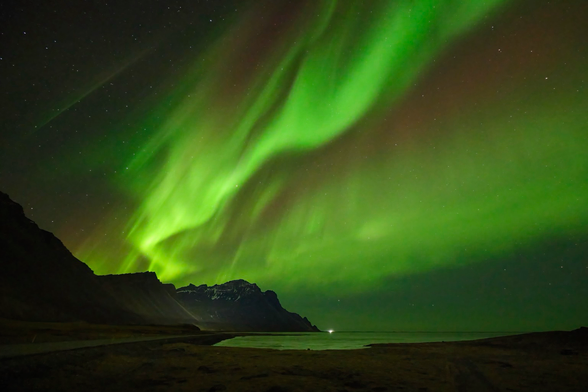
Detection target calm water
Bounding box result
[214,331,518,350]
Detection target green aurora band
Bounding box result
[77,0,588,296]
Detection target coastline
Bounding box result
[0,326,586,391]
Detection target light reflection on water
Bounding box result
[214,331,518,350]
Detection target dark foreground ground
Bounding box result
[0,319,204,345]
[0,321,586,392]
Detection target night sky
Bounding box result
[1,0,587,332]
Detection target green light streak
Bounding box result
[76,0,588,296]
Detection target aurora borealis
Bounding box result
[1,0,587,331]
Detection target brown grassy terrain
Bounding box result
[0,324,586,392]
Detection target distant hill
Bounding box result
[177,280,320,332]
[0,191,318,331]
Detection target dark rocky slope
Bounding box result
[177,280,320,332]
[98,272,197,325]
[0,191,195,325]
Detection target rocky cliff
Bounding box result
[177,280,320,332]
[0,191,195,325]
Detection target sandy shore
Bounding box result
[0,324,586,392]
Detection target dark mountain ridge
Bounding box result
[0,191,142,324]
[97,272,197,326]
[177,280,320,332]
[0,191,318,331]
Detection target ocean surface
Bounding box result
[214,331,519,350]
